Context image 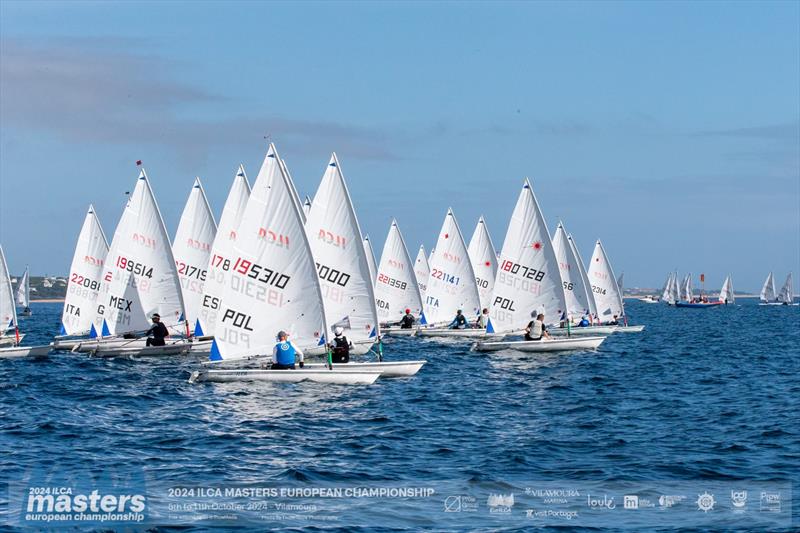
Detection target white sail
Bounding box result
[303,196,312,217]
[61,205,110,336]
[719,275,735,304]
[0,245,17,333]
[424,209,481,326]
[660,272,673,303]
[15,267,30,308]
[306,154,379,342]
[617,272,624,293]
[414,245,430,302]
[467,216,498,312]
[568,233,598,319]
[196,165,251,336]
[210,144,327,360]
[100,169,186,336]
[670,271,680,304]
[173,177,217,334]
[486,180,566,333]
[280,157,306,225]
[680,273,694,302]
[363,235,378,287]
[374,219,424,324]
[778,273,794,304]
[552,224,591,320]
[760,272,776,302]
[587,240,624,323]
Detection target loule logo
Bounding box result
[24,487,146,524]
[586,493,616,509]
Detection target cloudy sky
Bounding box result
[1,1,798,291]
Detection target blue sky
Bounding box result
[1,0,798,292]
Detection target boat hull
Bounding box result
[417,328,494,338]
[615,325,645,333]
[382,327,419,336]
[302,360,426,377]
[305,338,377,357]
[88,343,193,358]
[473,336,606,352]
[0,345,51,358]
[0,334,25,347]
[189,368,381,385]
[549,325,618,336]
[675,301,723,308]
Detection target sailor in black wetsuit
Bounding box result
[399,309,415,329]
[448,309,468,329]
[330,326,351,364]
[145,313,169,346]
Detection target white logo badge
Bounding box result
[623,495,639,509]
[731,490,747,509]
[697,492,715,512]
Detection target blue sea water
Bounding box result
[1,299,798,531]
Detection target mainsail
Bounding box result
[719,275,735,304]
[196,165,251,337]
[777,273,794,304]
[424,209,481,325]
[210,144,327,360]
[15,266,30,309]
[760,272,776,303]
[486,180,565,333]
[552,223,592,320]
[374,219,424,325]
[61,205,110,336]
[100,169,186,336]
[0,245,17,334]
[568,233,598,319]
[669,271,680,304]
[363,235,378,287]
[467,216,498,312]
[173,177,217,334]
[587,240,624,323]
[681,273,694,303]
[414,245,430,302]
[306,154,379,342]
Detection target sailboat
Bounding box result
[15,266,32,316]
[418,209,484,338]
[173,177,217,338]
[51,205,111,350]
[474,180,606,353]
[414,245,430,302]
[759,272,779,305]
[76,168,189,357]
[363,235,378,288]
[660,272,677,305]
[195,165,251,338]
[777,273,797,305]
[676,273,722,308]
[467,216,498,313]
[549,224,617,335]
[191,145,384,384]
[375,219,425,336]
[304,153,380,356]
[717,275,735,305]
[587,240,625,323]
[0,246,49,357]
[569,233,599,321]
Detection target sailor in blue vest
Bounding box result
[271,331,304,370]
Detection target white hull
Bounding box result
[759,302,798,306]
[305,338,377,357]
[69,337,188,353]
[189,368,381,385]
[0,345,51,358]
[0,334,25,347]
[473,336,606,352]
[88,343,193,358]
[302,360,426,377]
[549,326,618,336]
[615,325,645,332]
[382,327,419,336]
[417,328,494,338]
[638,297,659,303]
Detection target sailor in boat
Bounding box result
[525,313,551,341]
[578,315,590,327]
[399,309,416,329]
[330,326,351,364]
[607,315,620,326]
[448,309,469,329]
[145,313,169,347]
[475,308,490,329]
[558,309,568,328]
[270,331,305,370]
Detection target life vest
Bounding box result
[531,320,544,337]
[275,342,296,365]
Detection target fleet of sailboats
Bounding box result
[4,142,795,379]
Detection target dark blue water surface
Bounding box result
[1,299,798,531]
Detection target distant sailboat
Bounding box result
[587,240,625,324]
[374,219,424,329]
[467,216,498,313]
[15,266,31,316]
[0,246,49,357]
[777,273,797,305]
[759,272,780,305]
[675,273,722,308]
[414,245,430,302]
[718,275,735,305]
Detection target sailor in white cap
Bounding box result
[329,326,351,364]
